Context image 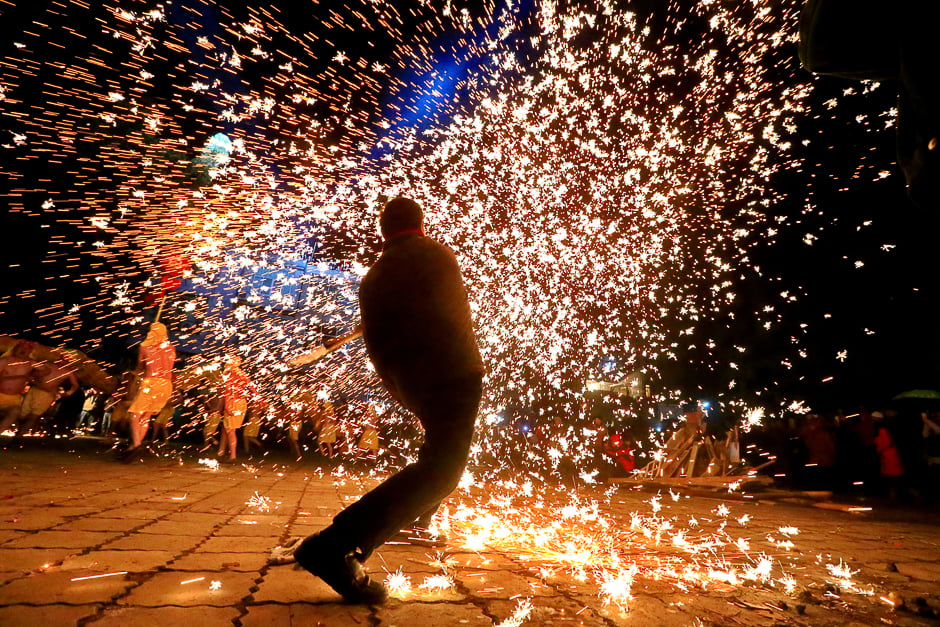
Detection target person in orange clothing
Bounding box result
[125,323,175,460]
[219,355,255,461]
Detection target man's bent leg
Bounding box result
[317,376,481,559]
[295,376,481,603]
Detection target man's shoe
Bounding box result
[389,526,448,548]
[294,533,387,604]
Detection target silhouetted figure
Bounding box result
[294,197,484,604]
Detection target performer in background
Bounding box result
[220,355,254,462]
[125,322,175,460]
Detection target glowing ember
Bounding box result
[418,574,455,593]
[385,569,412,597]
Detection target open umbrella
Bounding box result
[892,389,940,401]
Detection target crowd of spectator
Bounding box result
[747,407,940,504]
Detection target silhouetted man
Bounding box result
[294,197,484,604]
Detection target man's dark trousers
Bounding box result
[323,373,483,559]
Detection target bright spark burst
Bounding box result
[0,2,905,619]
[199,458,220,471]
[245,491,275,512]
[496,598,533,627]
[385,569,412,597]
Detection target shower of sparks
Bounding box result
[385,569,412,597]
[0,0,893,473]
[409,480,885,617]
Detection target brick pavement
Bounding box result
[0,443,939,626]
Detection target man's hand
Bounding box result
[288,345,329,367]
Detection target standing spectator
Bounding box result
[873,412,918,502]
[800,414,837,489]
[151,390,181,444]
[606,432,635,475]
[125,323,175,459]
[106,370,138,440]
[285,388,315,460]
[287,404,304,460]
[358,423,379,461]
[848,407,879,493]
[589,417,612,478]
[358,404,380,463]
[75,391,98,433]
[200,367,223,451]
[242,403,264,454]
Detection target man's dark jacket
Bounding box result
[359,233,483,410]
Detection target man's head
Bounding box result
[379,197,424,240]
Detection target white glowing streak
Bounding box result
[70,571,127,581]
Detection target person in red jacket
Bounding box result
[294,197,484,604]
[873,412,919,502]
[606,432,635,474]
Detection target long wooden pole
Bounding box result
[154,291,168,322]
